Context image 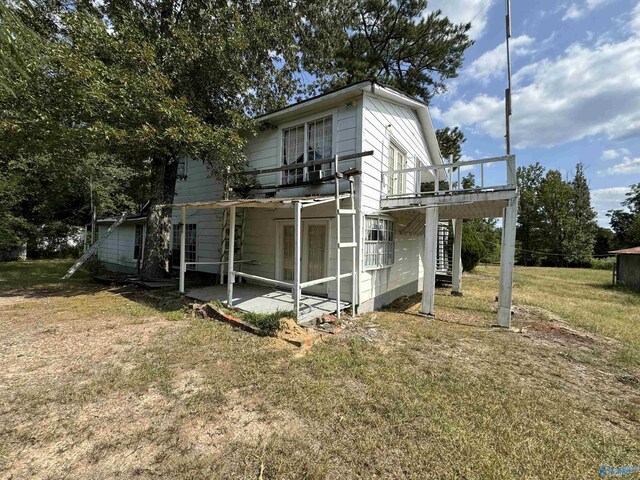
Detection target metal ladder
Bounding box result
[62,212,128,279]
[219,207,246,284]
[334,155,358,319]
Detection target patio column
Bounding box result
[497,198,518,327]
[293,201,302,318]
[421,207,439,316]
[179,205,186,293]
[226,205,236,307]
[451,219,463,296]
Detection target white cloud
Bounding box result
[465,35,536,82]
[601,148,631,160]
[591,186,631,226]
[599,156,640,175]
[632,2,640,32]
[562,0,611,21]
[427,0,495,39]
[432,35,640,148]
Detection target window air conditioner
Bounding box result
[308,170,324,182]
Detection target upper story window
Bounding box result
[387,142,407,196]
[282,115,333,185]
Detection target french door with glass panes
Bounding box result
[278,220,329,296]
[387,142,407,195]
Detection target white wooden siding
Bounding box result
[96,223,137,271]
[360,92,432,213]
[358,233,423,310]
[357,93,433,308]
[170,159,225,274]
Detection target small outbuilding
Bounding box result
[610,246,640,292]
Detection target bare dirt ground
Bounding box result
[1,262,639,479]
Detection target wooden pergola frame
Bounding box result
[164,151,371,321]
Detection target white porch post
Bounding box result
[451,219,463,296]
[420,207,439,316]
[350,178,357,316]
[497,199,518,327]
[179,206,186,293]
[293,201,302,319]
[226,205,236,307]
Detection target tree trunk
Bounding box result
[141,155,179,279]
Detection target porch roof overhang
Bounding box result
[160,194,350,210]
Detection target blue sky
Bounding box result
[427,0,640,226]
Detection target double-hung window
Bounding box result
[133,224,144,260]
[387,142,407,195]
[364,217,395,269]
[282,115,333,185]
[171,223,197,270]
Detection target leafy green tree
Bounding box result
[608,183,640,248]
[538,169,574,266]
[516,162,544,265]
[0,153,141,256]
[2,0,316,275]
[594,227,614,256]
[458,173,501,268]
[305,0,473,102]
[0,0,41,95]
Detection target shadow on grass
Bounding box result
[0,260,187,317]
[0,260,106,299]
[114,285,186,314]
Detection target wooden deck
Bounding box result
[186,284,350,324]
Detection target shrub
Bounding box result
[461,229,487,272]
[591,257,616,270]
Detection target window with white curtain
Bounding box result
[281,115,333,185]
[364,217,395,269]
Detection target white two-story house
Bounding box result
[95,81,519,326]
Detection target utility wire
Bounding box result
[478,237,615,258]
[468,0,494,24]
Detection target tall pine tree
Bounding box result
[564,163,597,265]
[304,0,473,102]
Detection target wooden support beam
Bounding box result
[420,207,439,316]
[179,206,186,293]
[293,201,302,319]
[451,219,463,296]
[497,199,518,327]
[226,205,236,307]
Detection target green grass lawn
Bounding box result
[0,260,638,479]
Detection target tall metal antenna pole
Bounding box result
[505,0,512,155]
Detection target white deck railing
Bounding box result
[382,154,516,198]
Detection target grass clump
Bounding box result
[242,309,296,334]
